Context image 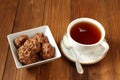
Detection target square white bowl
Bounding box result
[7,25,61,69]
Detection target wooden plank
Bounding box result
[71,0,119,80]
[3,0,45,80]
[105,0,120,80]
[36,0,71,80]
[43,0,70,42]
[0,0,18,79]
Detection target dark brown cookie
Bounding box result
[23,39,41,53]
[33,33,48,44]
[40,42,55,59]
[18,39,41,64]
[18,46,39,64]
[14,35,29,48]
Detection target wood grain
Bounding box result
[3,0,45,80]
[106,0,120,79]
[36,0,71,80]
[0,0,120,80]
[0,0,18,80]
[71,0,114,80]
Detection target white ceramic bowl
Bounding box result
[7,25,61,69]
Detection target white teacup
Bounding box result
[62,18,109,61]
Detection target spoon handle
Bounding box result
[62,38,84,74]
[75,60,84,74]
[71,49,84,74]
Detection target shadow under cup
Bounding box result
[67,18,105,52]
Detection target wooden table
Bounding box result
[0,0,120,80]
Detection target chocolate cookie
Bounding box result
[40,42,55,59]
[33,33,48,44]
[18,39,41,64]
[14,35,29,48]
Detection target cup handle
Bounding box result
[99,39,109,53]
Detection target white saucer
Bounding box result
[60,40,109,64]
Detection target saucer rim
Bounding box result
[60,40,108,65]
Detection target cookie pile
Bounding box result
[14,33,55,65]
